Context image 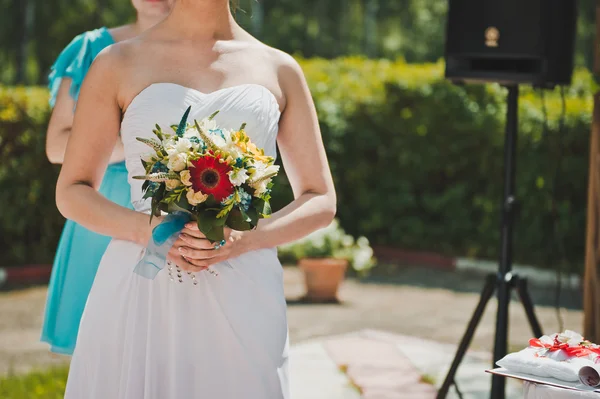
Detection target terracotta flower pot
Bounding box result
[298,258,348,302]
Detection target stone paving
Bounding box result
[0,265,584,398]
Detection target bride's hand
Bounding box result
[172,223,245,272]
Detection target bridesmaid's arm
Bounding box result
[46,79,125,165]
[55,49,149,245]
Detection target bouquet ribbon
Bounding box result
[134,212,191,279]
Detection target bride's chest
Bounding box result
[121,83,281,157]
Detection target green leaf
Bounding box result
[252,198,272,217]
[205,195,219,208]
[262,200,272,217]
[245,207,259,226]
[197,210,225,242]
[227,209,251,231]
[176,106,192,137]
[208,110,220,120]
[198,210,217,233]
[215,214,228,226]
[150,183,166,218]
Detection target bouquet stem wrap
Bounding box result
[134,212,191,279]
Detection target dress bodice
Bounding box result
[120,83,281,212]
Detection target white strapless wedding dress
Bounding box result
[64,83,289,399]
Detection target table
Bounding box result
[524,382,598,398]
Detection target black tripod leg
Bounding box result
[436,274,497,399]
[514,277,543,338]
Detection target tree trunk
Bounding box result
[584,0,600,343]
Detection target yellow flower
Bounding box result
[186,188,208,206]
[180,170,193,186]
[166,179,180,191]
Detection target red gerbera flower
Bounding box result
[189,155,234,202]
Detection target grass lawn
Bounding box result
[0,367,68,399]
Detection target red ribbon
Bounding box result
[529,337,600,358]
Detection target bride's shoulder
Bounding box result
[238,40,305,84]
[261,46,308,94]
[81,37,148,101]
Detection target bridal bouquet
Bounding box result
[133,106,278,244]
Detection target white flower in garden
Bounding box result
[228,168,249,186]
[167,153,188,172]
[341,234,354,248]
[353,237,374,271]
[180,170,193,186]
[186,188,208,206]
[165,179,180,191]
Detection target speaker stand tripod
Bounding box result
[436,85,543,399]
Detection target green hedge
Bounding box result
[0,86,63,266]
[0,58,594,271]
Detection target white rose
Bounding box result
[166,179,180,191]
[250,179,270,197]
[228,168,249,186]
[175,138,192,154]
[186,188,208,206]
[180,170,193,186]
[167,153,188,172]
[163,138,178,156]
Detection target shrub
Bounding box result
[277,219,376,275]
[0,86,64,266]
[297,57,592,272]
[0,58,593,271]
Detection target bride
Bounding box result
[55,0,336,398]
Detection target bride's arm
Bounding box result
[55,49,150,244]
[55,48,201,271]
[244,54,337,249]
[179,54,336,267]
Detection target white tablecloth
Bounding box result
[524,383,598,398]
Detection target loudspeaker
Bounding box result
[444,0,578,87]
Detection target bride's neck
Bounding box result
[166,0,236,40]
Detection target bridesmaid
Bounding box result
[41,0,174,355]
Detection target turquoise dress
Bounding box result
[41,27,133,355]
